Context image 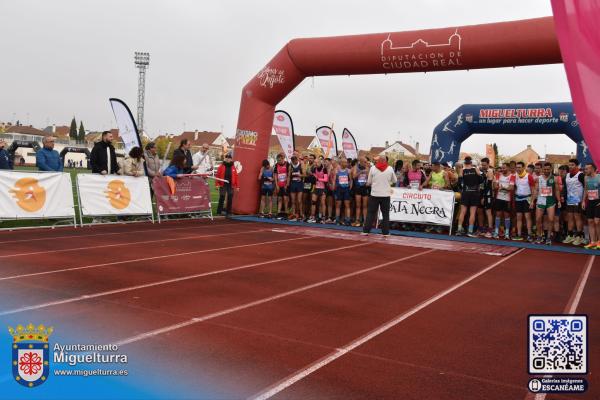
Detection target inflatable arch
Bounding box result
[234,10,600,214]
[430,102,591,165]
[7,140,41,165]
[59,146,91,169]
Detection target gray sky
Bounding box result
[0,0,575,157]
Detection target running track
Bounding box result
[0,219,596,399]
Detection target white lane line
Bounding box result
[0,220,250,245]
[0,236,310,282]
[0,242,371,316]
[111,249,435,347]
[0,226,265,258]
[249,248,525,400]
[527,255,595,400]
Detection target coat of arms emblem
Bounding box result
[9,323,53,388]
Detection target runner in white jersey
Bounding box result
[513,161,535,241]
[562,158,586,245]
[492,162,515,239]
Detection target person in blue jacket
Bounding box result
[163,152,186,178]
[36,136,63,172]
[0,139,12,169]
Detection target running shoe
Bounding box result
[562,235,575,244]
[467,232,478,238]
[288,215,297,222]
[455,228,465,236]
[307,217,316,223]
[258,214,266,218]
[535,236,544,244]
[484,231,493,238]
[351,221,361,227]
[584,242,597,250]
[435,227,443,234]
[504,234,511,240]
[546,237,553,246]
[572,236,584,246]
[267,213,273,219]
[512,235,523,241]
[492,231,500,239]
[425,226,434,233]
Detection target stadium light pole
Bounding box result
[134,51,150,135]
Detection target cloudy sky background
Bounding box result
[0,0,575,156]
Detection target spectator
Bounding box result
[192,143,214,175]
[173,139,194,174]
[215,153,239,216]
[90,131,119,175]
[144,142,162,180]
[119,146,145,177]
[394,159,404,187]
[163,152,186,178]
[0,139,12,169]
[36,136,63,172]
[362,155,396,237]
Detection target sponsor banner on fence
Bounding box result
[272,110,295,161]
[77,174,153,216]
[152,175,211,215]
[383,187,454,225]
[0,171,75,219]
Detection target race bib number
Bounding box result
[588,189,598,200]
[541,187,553,197]
[338,175,349,185]
[263,181,273,188]
[303,182,312,190]
[277,173,287,185]
[410,181,420,190]
[357,176,367,185]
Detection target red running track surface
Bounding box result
[0,219,595,399]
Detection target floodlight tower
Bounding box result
[134,51,150,135]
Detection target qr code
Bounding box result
[528,315,587,374]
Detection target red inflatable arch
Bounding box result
[233,17,561,214]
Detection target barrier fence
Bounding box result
[76,174,155,225]
[0,170,214,229]
[0,170,76,228]
[152,175,213,223]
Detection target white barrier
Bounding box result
[0,170,76,226]
[76,174,153,222]
[381,187,456,233]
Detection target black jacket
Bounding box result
[173,148,193,174]
[0,148,12,169]
[90,141,119,174]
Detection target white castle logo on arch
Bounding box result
[380,30,463,71]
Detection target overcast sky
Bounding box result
[0,0,575,157]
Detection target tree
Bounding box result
[69,117,77,140]
[492,143,499,167]
[78,121,85,142]
[154,136,174,159]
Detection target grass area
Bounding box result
[0,167,220,230]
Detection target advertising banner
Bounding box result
[315,126,337,158]
[0,171,75,219]
[77,174,153,216]
[152,175,211,215]
[272,110,295,161]
[383,187,455,226]
[341,128,358,159]
[109,98,142,154]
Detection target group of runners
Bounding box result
[454,156,600,248]
[256,151,600,249]
[257,151,371,226]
